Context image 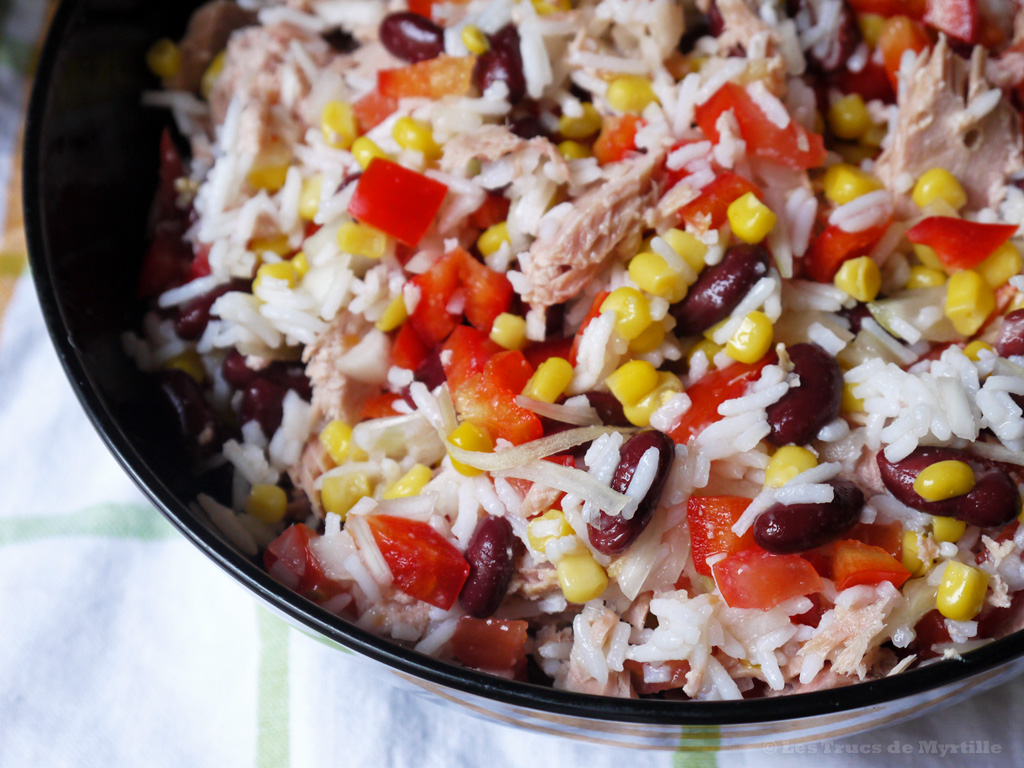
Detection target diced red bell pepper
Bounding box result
[408,250,463,347]
[879,16,931,92]
[347,158,448,247]
[713,547,825,610]
[264,524,344,600]
[678,171,763,231]
[923,0,979,43]
[458,248,513,332]
[469,193,511,230]
[846,521,903,560]
[905,217,1017,271]
[366,514,470,610]
[353,89,397,133]
[378,55,476,100]
[848,0,924,17]
[686,495,756,577]
[831,539,911,591]
[624,659,690,694]
[695,82,826,171]
[450,617,529,676]
[392,322,430,371]
[407,0,469,19]
[667,355,775,444]
[593,114,642,165]
[441,325,499,391]
[569,290,610,365]
[358,393,402,420]
[803,221,890,283]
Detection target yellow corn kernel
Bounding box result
[384,464,433,499]
[834,256,882,302]
[447,421,494,476]
[858,13,885,47]
[557,140,591,160]
[605,359,659,406]
[246,483,288,524]
[337,222,387,259]
[556,551,609,603]
[606,76,658,114]
[251,235,291,256]
[913,460,975,502]
[199,50,225,100]
[932,516,968,543]
[299,175,323,221]
[392,116,440,159]
[477,221,510,257]
[253,261,298,293]
[623,372,681,427]
[964,340,994,361]
[901,530,931,577]
[628,252,689,303]
[319,420,355,464]
[375,295,408,332]
[351,136,387,170]
[321,100,358,150]
[823,163,882,205]
[530,0,570,15]
[461,24,490,54]
[912,168,968,211]
[164,350,205,383]
[906,265,947,290]
[558,102,602,139]
[688,338,722,368]
[727,192,777,244]
[146,38,181,79]
[841,381,865,413]
[661,228,708,272]
[247,163,289,192]
[860,123,888,149]
[489,312,527,350]
[522,357,574,403]
[913,243,945,272]
[321,472,372,520]
[828,93,871,140]
[291,252,310,278]
[527,508,575,552]
[945,269,996,336]
[601,286,653,340]
[937,561,989,622]
[976,242,1022,289]
[629,320,666,354]
[702,318,729,342]
[725,311,773,364]
[765,446,818,488]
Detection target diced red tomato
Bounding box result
[713,548,825,610]
[458,248,514,332]
[138,225,193,299]
[408,250,462,347]
[593,115,642,165]
[347,158,448,246]
[923,0,978,43]
[450,617,528,676]
[407,0,470,19]
[846,521,903,560]
[686,496,756,577]
[352,89,397,133]
[522,337,574,370]
[848,0,924,17]
[366,514,470,610]
[264,524,344,600]
[378,55,476,100]
[878,16,931,92]
[624,659,690,694]
[678,171,763,231]
[392,322,430,371]
[469,193,511,230]
[358,393,402,420]
[694,82,826,170]
[569,290,610,365]
[667,355,775,444]
[803,221,890,283]
[831,539,911,591]
[905,217,1017,271]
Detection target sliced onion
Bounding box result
[445,425,624,472]
[611,506,666,601]
[514,395,601,426]
[346,514,393,586]
[493,459,629,515]
[968,441,1024,466]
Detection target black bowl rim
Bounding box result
[23,0,1024,727]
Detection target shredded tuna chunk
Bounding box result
[289,435,332,514]
[303,312,380,424]
[440,125,569,182]
[508,557,560,599]
[875,36,1023,211]
[165,0,256,94]
[560,606,636,697]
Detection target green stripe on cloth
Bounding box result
[0,503,176,546]
[257,607,290,768]
[674,725,719,768]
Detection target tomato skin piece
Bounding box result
[593,114,642,165]
[695,82,826,170]
[347,158,448,246]
[352,89,397,132]
[905,217,1017,271]
[831,539,911,591]
[803,221,890,283]
[923,0,979,43]
[667,356,775,444]
[450,617,528,675]
[377,55,476,100]
[264,524,343,600]
[713,547,825,610]
[366,514,470,610]
[878,16,931,92]
[686,496,756,577]
[678,171,763,231]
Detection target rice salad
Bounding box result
[129,0,1024,699]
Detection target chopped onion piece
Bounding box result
[514,395,601,425]
[493,459,629,515]
[347,514,394,586]
[445,425,626,472]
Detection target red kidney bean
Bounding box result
[222,351,312,401]
[157,370,225,460]
[708,1,724,36]
[473,25,525,104]
[765,343,843,446]
[996,309,1024,357]
[460,516,515,618]
[588,431,674,555]
[174,278,249,340]
[379,12,445,63]
[670,244,770,336]
[754,479,863,554]
[222,349,257,389]
[876,446,1021,528]
[322,27,358,53]
[795,0,860,73]
[509,115,547,140]
[240,378,287,435]
[584,391,630,427]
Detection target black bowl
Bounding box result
[23,0,1024,748]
